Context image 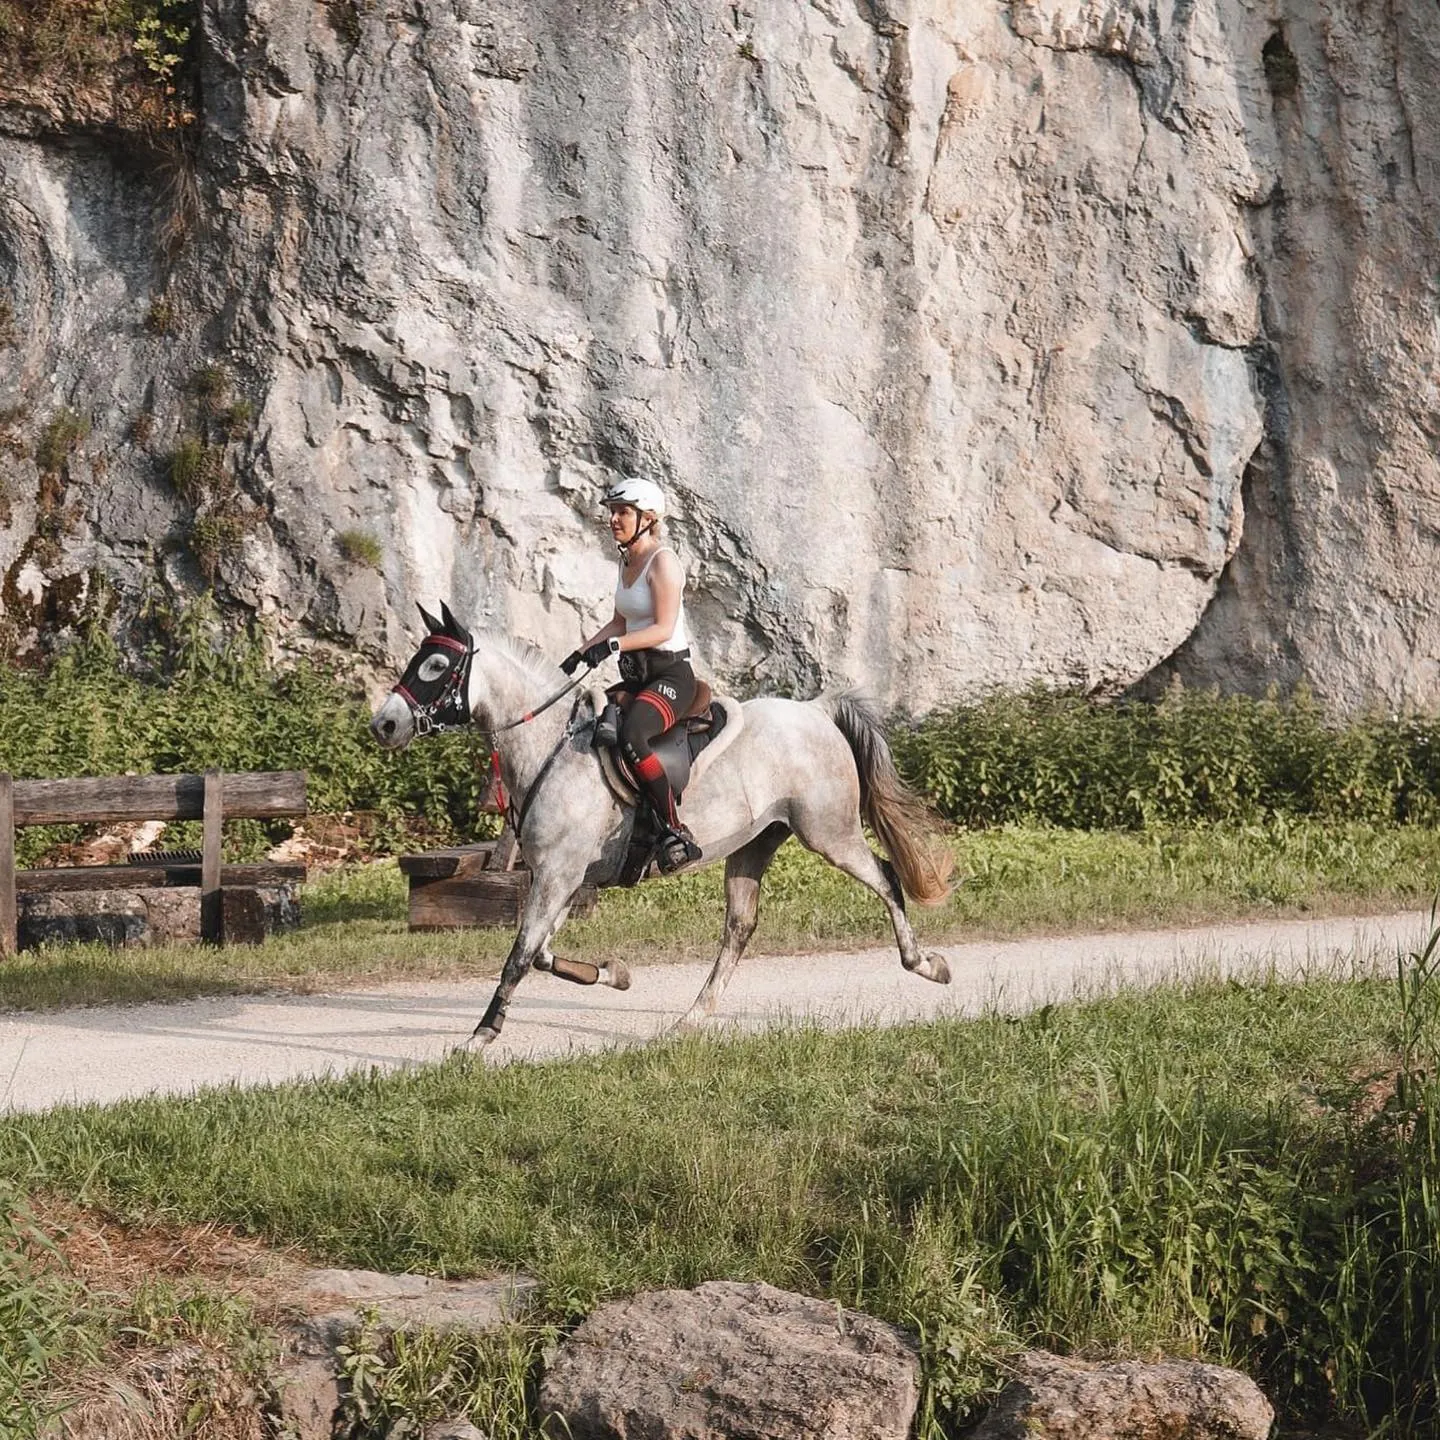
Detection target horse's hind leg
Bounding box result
[677,822,791,1029]
[795,820,951,986]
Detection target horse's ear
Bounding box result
[417,603,443,636]
[439,600,466,639]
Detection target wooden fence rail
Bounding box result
[0,769,307,957]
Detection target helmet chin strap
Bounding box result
[615,516,657,555]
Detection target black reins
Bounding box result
[485,672,589,735]
[389,634,598,835]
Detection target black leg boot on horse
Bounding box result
[620,685,702,873]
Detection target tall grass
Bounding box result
[0,1188,95,1434]
[7,950,1440,1434]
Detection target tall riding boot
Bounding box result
[630,752,701,873]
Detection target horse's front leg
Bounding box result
[467,864,586,1048]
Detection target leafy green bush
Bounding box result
[892,686,1440,829]
[0,604,491,864]
[6,630,1440,864]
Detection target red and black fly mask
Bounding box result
[390,602,476,738]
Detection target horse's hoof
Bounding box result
[923,953,952,985]
[465,1025,500,1051]
[601,959,631,991]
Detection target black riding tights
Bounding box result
[618,662,697,830]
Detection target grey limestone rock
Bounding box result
[275,1267,536,1439]
[538,1279,920,1440]
[1,0,1438,710]
[972,1350,1276,1439]
[293,1266,540,1349]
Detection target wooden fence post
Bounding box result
[201,769,223,944]
[0,774,15,957]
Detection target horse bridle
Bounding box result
[391,634,476,739]
[390,634,597,834]
[391,634,597,740]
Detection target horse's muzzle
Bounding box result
[369,695,413,749]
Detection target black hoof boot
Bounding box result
[656,826,702,874]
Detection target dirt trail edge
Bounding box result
[1,910,1431,1114]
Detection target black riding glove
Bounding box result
[559,650,584,676]
[581,638,617,668]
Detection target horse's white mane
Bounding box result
[490,634,563,688]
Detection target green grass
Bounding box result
[2,820,1437,1013]
[0,1186,275,1437]
[0,1189,96,1435]
[5,951,1440,1435]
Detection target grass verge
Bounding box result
[4,947,1439,1435]
[2,819,1439,1012]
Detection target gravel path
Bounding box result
[1,909,1430,1114]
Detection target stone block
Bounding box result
[972,1351,1275,1439]
[539,1280,919,1440]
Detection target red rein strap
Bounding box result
[489,750,508,813]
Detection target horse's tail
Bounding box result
[826,691,954,906]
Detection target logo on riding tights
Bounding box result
[654,681,679,703]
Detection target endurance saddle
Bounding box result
[599,680,729,802]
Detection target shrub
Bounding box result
[891,686,1440,830]
[336,529,383,569]
[189,510,254,579]
[144,297,176,334]
[193,363,229,413]
[168,434,224,505]
[0,0,200,124]
[218,399,254,439]
[34,409,89,475]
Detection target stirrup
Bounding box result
[656,825,701,874]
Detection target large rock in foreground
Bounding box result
[539,1280,919,1440]
[973,1350,1275,1439]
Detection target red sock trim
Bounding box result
[634,752,665,781]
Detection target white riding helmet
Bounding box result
[602,477,667,517]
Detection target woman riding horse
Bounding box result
[560,477,701,874]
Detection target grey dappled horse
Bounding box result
[370,603,955,1048]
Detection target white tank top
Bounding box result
[615,547,690,653]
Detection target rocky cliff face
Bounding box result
[1,0,1437,711]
